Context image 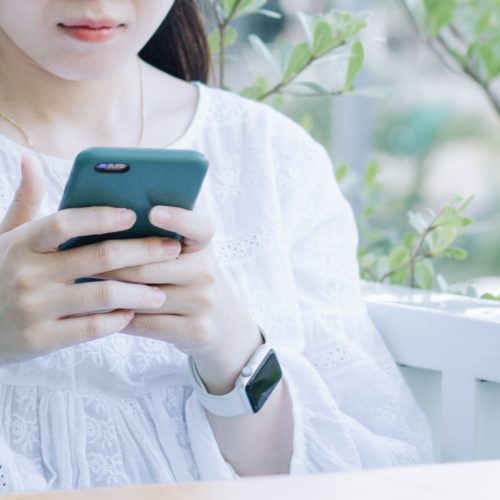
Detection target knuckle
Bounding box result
[190,317,212,344]
[199,266,216,285]
[51,213,70,241]
[95,241,118,268]
[146,238,164,261]
[194,290,215,312]
[3,236,21,260]
[90,206,114,229]
[20,325,45,354]
[126,313,152,334]
[11,268,36,292]
[84,315,101,340]
[17,292,38,316]
[96,282,118,307]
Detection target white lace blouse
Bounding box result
[0,81,434,493]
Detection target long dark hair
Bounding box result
[139,0,212,84]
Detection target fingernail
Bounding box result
[119,209,136,226]
[153,288,167,304]
[152,206,171,225]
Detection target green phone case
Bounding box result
[57,147,208,281]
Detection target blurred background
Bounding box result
[205,0,500,293]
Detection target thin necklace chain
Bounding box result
[0,58,145,152]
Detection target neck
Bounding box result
[0,31,143,146]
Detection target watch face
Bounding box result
[245,350,282,413]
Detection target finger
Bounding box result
[133,283,214,316]
[149,206,215,253]
[44,235,181,282]
[88,249,204,285]
[121,313,210,349]
[45,309,135,350]
[24,206,137,253]
[47,280,167,318]
[0,154,46,233]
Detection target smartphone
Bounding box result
[57,147,209,282]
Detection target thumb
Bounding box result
[0,154,46,234]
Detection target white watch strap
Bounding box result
[187,328,272,417]
[188,356,253,416]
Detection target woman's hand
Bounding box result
[89,205,264,394]
[0,155,182,365]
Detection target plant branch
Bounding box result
[440,26,500,115]
[398,0,500,117]
[257,42,347,101]
[212,0,245,88]
[379,207,446,284]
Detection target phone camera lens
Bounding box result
[94,162,130,173]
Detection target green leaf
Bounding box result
[294,81,332,95]
[207,26,238,55]
[363,206,376,219]
[297,11,314,48]
[233,0,268,19]
[434,207,472,227]
[343,41,364,91]
[248,34,277,68]
[279,42,294,74]
[423,0,457,36]
[283,43,312,82]
[299,112,314,132]
[360,252,384,282]
[271,93,285,108]
[403,233,416,250]
[256,9,282,19]
[437,273,449,292]
[335,164,350,183]
[312,20,335,57]
[468,42,500,81]
[452,194,474,213]
[239,76,269,100]
[389,246,410,272]
[414,260,435,290]
[364,228,387,246]
[324,10,370,44]
[408,211,428,233]
[364,160,381,191]
[376,256,389,279]
[221,0,238,18]
[427,225,459,255]
[389,267,409,286]
[443,247,468,260]
[481,293,500,302]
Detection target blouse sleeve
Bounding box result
[184,104,435,480]
[269,112,435,473]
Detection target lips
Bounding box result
[59,18,124,29]
[58,19,125,42]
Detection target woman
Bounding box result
[0,0,433,493]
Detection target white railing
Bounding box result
[362,282,500,463]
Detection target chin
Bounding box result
[46,54,132,81]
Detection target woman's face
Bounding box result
[0,0,176,80]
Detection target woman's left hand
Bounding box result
[89,205,263,394]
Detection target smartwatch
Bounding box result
[187,328,282,417]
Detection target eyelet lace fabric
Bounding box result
[0,83,433,493]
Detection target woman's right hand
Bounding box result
[0,154,181,366]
